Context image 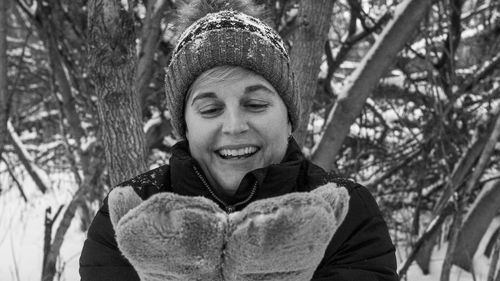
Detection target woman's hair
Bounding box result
[185,66,251,102]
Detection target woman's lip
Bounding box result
[214,144,260,151]
[213,146,260,160]
[214,150,259,162]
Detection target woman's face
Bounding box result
[185,67,291,196]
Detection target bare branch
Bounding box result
[433,125,490,214]
[462,1,498,22]
[136,0,171,109]
[10,237,21,281]
[13,0,36,17]
[459,52,500,93]
[440,196,464,281]
[0,0,8,153]
[44,29,86,143]
[452,108,500,271]
[487,233,500,281]
[42,188,84,281]
[325,7,392,87]
[7,120,49,193]
[0,155,27,202]
[453,178,500,271]
[435,0,464,72]
[364,149,419,190]
[463,105,500,196]
[398,201,455,279]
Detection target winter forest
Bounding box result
[0,0,499,280]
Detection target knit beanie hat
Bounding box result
[164,0,300,137]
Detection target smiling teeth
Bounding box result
[219,147,258,157]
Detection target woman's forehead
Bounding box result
[187,66,277,100]
[195,66,266,84]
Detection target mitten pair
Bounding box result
[108,183,349,281]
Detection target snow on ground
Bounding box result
[0,169,498,281]
[399,245,478,281]
[397,216,500,281]
[0,170,85,281]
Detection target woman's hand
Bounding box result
[108,187,227,281]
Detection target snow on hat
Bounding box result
[164,0,300,137]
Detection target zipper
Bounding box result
[193,165,258,213]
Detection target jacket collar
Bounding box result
[169,138,306,211]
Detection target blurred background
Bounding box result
[0,0,499,280]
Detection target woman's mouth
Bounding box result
[216,146,260,160]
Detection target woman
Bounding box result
[79,1,398,280]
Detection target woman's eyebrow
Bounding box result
[191,92,217,105]
[244,84,276,95]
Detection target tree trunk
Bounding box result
[0,0,8,154]
[311,0,432,171]
[453,179,500,270]
[136,0,170,109]
[288,0,335,147]
[88,0,148,186]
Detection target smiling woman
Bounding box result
[79,0,398,280]
[185,66,291,196]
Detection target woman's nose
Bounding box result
[221,111,249,135]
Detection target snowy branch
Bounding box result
[7,120,50,193]
[312,0,433,170]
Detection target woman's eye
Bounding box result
[199,105,222,116]
[246,102,269,111]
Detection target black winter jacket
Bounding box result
[79,139,398,281]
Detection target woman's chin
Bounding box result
[207,152,265,194]
[213,172,246,194]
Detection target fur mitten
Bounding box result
[223,183,349,281]
[108,186,227,281]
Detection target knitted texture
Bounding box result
[108,183,349,281]
[165,9,299,137]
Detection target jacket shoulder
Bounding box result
[302,160,364,194]
[303,162,397,280]
[312,178,397,280]
[79,165,171,280]
[116,164,171,200]
[79,196,141,281]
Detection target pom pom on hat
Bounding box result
[175,0,267,34]
[165,0,300,137]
